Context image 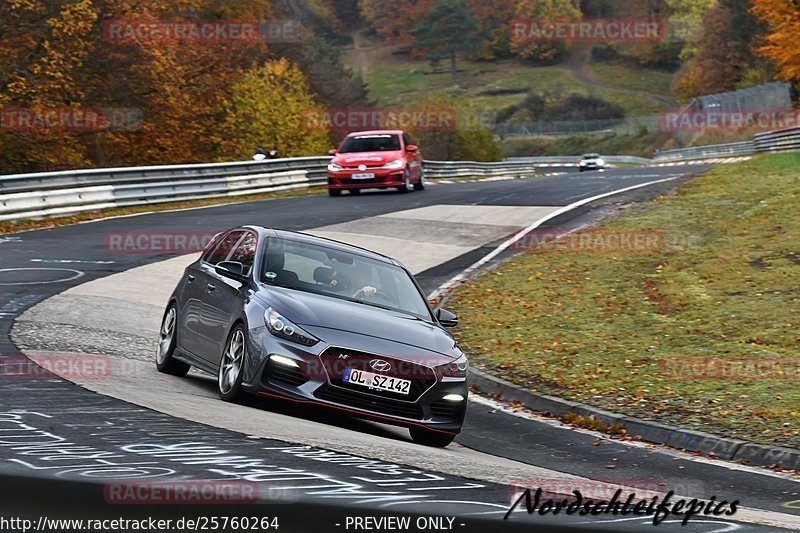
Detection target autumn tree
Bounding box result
[91,0,273,165]
[510,0,582,63]
[359,0,436,44]
[750,0,798,83]
[0,0,99,172]
[406,94,501,161]
[409,0,482,83]
[467,0,517,59]
[665,0,716,59]
[214,58,330,159]
[672,4,742,99]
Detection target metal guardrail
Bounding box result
[653,140,756,162]
[753,126,800,153]
[505,155,653,165]
[0,158,540,222]
[654,125,800,162]
[3,123,798,222]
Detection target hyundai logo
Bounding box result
[369,359,391,372]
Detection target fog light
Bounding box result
[270,354,299,368]
[442,394,465,402]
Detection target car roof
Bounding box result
[582,153,600,157]
[345,130,404,137]
[242,225,401,267]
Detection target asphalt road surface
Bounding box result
[1,166,799,532]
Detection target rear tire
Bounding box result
[328,188,341,196]
[409,427,456,447]
[155,304,190,377]
[350,188,361,195]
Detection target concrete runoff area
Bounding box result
[10,189,800,530]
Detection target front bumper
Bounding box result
[242,328,467,434]
[327,168,406,190]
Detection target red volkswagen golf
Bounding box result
[326,130,425,196]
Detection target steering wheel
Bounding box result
[354,288,395,306]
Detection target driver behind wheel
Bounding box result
[350,267,377,298]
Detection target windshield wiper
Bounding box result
[348,299,395,311]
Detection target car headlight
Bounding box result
[381,159,405,169]
[265,307,319,346]
[437,353,468,379]
[579,161,587,165]
[327,162,343,172]
[596,159,605,166]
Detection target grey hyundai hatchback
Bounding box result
[155,226,468,447]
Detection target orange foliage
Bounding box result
[751,0,800,83]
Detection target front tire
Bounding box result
[413,167,426,190]
[218,325,247,402]
[409,427,456,447]
[397,169,413,193]
[328,188,341,197]
[155,304,190,377]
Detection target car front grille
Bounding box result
[314,384,424,420]
[319,347,437,402]
[264,358,308,387]
[430,398,465,420]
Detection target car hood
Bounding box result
[254,287,458,357]
[332,151,404,166]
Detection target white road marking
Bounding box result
[428,175,682,301]
[0,268,84,286]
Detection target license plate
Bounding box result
[350,173,375,180]
[342,368,411,395]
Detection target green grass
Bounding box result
[447,153,800,447]
[500,130,670,159]
[585,58,676,97]
[362,55,663,117]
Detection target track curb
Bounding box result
[468,367,800,471]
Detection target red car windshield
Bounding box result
[339,134,401,153]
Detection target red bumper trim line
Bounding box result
[255,390,456,436]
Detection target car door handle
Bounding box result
[206,283,216,292]
[187,275,195,283]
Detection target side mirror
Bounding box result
[436,308,458,328]
[215,261,248,283]
[328,149,338,155]
[406,144,418,153]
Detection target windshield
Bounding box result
[261,237,432,320]
[338,134,401,153]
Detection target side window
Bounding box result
[402,133,412,147]
[205,231,244,266]
[200,232,223,263]
[229,232,257,275]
